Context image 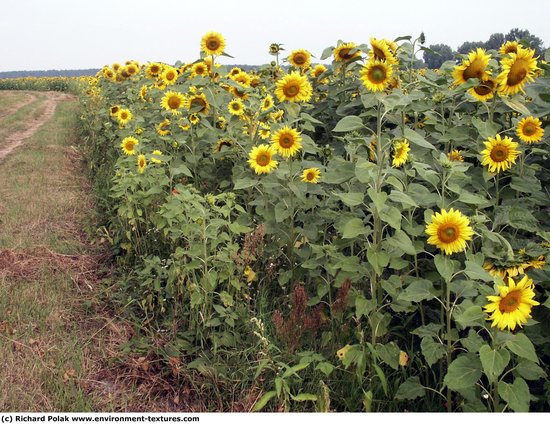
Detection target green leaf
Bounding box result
[444,354,482,391]
[395,376,426,400]
[464,261,493,282]
[333,192,364,207]
[367,188,388,213]
[434,254,455,282]
[233,176,258,190]
[315,362,335,377]
[501,97,531,116]
[373,363,388,396]
[341,218,369,239]
[282,363,310,379]
[355,159,376,184]
[398,279,437,303]
[252,390,277,412]
[454,305,485,328]
[421,336,446,367]
[471,117,500,140]
[506,334,539,364]
[366,248,390,275]
[379,205,402,230]
[389,190,418,208]
[332,115,364,132]
[291,393,318,402]
[403,127,436,150]
[498,378,530,412]
[388,230,417,255]
[515,360,548,381]
[479,345,510,382]
[355,295,376,319]
[170,163,193,178]
[461,329,485,353]
[374,342,400,370]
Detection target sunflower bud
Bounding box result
[419,32,426,45]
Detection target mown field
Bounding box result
[1,33,549,412]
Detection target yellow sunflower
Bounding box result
[261,94,274,111]
[216,116,227,129]
[151,150,163,164]
[161,91,186,115]
[190,62,209,78]
[425,208,474,255]
[248,144,278,175]
[516,116,544,143]
[369,37,398,65]
[333,42,362,62]
[186,93,210,115]
[201,31,226,56]
[189,113,200,125]
[288,49,312,69]
[271,127,302,158]
[310,64,327,79]
[121,137,139,156]
[228,98,245,116]
[468,77,497,102]
[146,62,163,78]
[160,66,179,86]
[499,41,520,56]
[447,149,464,162]
[214,138,233,153]
[392,139,410,167]
[301,167,321,183]
[231,71,252,87]
[480,134,520,173]
[116,108,132,126]
[452,48,492,86]
[484,275,539,331]
[109,105,120,117]
[497,48,539,95]
[137,154,147,174]
[275,72,312,103]
[360,59,393,92]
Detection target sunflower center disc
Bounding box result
[371,67,386,83]
[307,172,315,181]
[280,136,293,148]
[207,40,219,50]
[284,84,300,97]
[257,154,270,166]
[168,97,180,109]
[463,61,484,80]
[339,48,351,60]
[523,124,535,135]
[508,61,528,85]
[499,290,521,313]
[490,146,508,162]
[475,81,494,96]
[438,224,458,243]
[294,55,306,65]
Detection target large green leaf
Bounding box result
[505,334,539,364]
[332,115,364,132]
[395,376,426,400]
[403,127,436,150]
[421,336,446,367]
[252,390,277,412]
[374,342,400,370]
[471,117,500,140]
[444,354,482,391]
[479,345,510,382]
[454,305,485,328]
[515,360,548,381]
[341,218,369,239]
[398,279,437,303]
[333,192,364,207]
[434,254,455,282]
[498,378,530,412]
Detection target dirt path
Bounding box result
[0,91,74,162]
[0,91,37,121]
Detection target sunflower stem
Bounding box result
[444,255,453,413]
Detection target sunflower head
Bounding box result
[137,154,147,174]
[201,31,226,56]
[333,42,361,62]
[116,108,132,126]
[468,77,496,102]
[186,93,210,115]
[156,119,171,136]
[310,64,327,79]
[161,91,186,115]
[288,49,312,69]
[499,41,520,56]
[228,98,245,116]
[271,126,302,158]
[146,62,163,78]
[191,62,209,78]
[160,66,179,85]
[497,47,539,95]
[484,275,539,331]
[392,139,410,167]
[274,72,313,103]
[261,94,274,111]
[425,208,474,255]
[247,144,279,175]
[480,134,520,173]
[452,48,492,86]
[151,150,163,164]
[447,149,464,162]
[301,167,321,183]
[516,116,544,143]
[121,136,139,156]
[369,38,398,64]
[360,59,393,92]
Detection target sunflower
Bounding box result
[156,119,171,136]
[310,64,327,79]
[269,110,285,122]
[259,126,271,140]
[228,67,242,77]
[516,116,544,143]
[248,144,278,175]
[214,138,233,153]
[368,138,377,162]
[190,62,209,78]
[186,93,210,115]
[161,91,186,115]
[497,48,539,95]
[189,113,200,125]
[151,150,163,164]
[227,98,245,116]
[301,167,321,183]
[484,275,539,331]
[275,72,312,102]
[243,265,256,283]
[333,42,361,62]
[452,48,492,86]
[137,154,147,174]
[121,137,139,156]
[360,59,393,92]
[216,116,228,129]
[116,108,132,126]
[146,62,163,78]
[392,139,410,167]
[480,134,520,173]
[201,31,226,56]
[160,66,179,86]
[230,71,252,87]
[109,105,120,117]
[468,77,496,102]
[499,41,520,55]
[139,85,149,102]
[425,208,474,255]
[369,38,398,65]
[271,127,302,158]
[447,149,464,162]
[288,49,312,69]
[261,94,274,111]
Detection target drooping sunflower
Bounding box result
[360,59,393,92]
[228,98,245,116]
[161,91,186,115]
[137,154,147,174]
[271,126,302,158]
[248,144,278,175]
[499,41,520,56]
[392,139,410,167]
[301,167,321,183]
[480,134,520,173]
[156,119,171,136]
[121,137,139,156]
[274,72,312,103]
[369,38,398,65]
[216,116,228,129]
[186,93,210,115]
[201,31,226,56]
[516,116,544,143]
[116,108,132,126]
[288,49,312,69]
[497,47,539,95]
[214,138,233,153]
[468,77,497,102]
[261,94,274,111]
[447,149,464,162]
[452,48,492,86]
[484,275,539,331]
[333,42,362,62]
[425,208,474,255]
[151,150,163,164]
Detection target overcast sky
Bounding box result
[1,0,549,72]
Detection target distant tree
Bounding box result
[505,28,544,56]
[423,44,454,69]
[485,33,505,51]
[457,41,485,55]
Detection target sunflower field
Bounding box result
[77,32,550,412]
